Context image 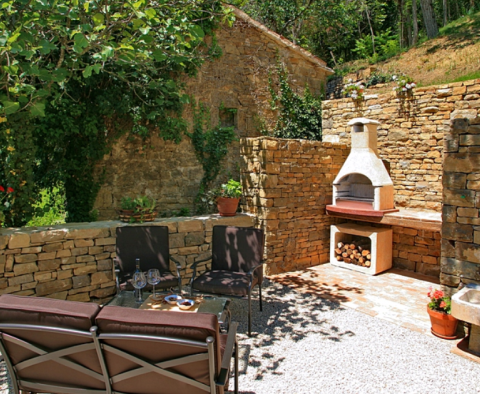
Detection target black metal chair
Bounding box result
[115,225,182,293]
[190,225,265,337]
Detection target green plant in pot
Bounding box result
[215,179,242,217]
[118,195,157,223]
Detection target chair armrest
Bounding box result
[247,260,266,276]
[169,255,182,269]
[190,255,212,270]
[216,322,238,387]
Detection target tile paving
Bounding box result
[269,263,442,335]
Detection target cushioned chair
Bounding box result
[190,225,265,337]
[0,294,104,394]
[94,305,238,394]
[115,225,182,293]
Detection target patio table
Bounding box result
[106,290,231,331]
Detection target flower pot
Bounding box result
[216,197,240,217]
[427,306,458,339]
[117,208,157,223]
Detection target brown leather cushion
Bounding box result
[0,295,104,391]
[0,294,100,331]
[192,270,258,297]
[95,306,222,394]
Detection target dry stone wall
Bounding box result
[94,17,330,220]
[441,117,480,290]
[322,80,480,212]
[240,137,349,275]
[0,214,254,301]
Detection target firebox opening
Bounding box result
[335,173,374,210]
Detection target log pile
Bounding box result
[334,241,372,267]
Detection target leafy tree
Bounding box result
[0,0,230,226]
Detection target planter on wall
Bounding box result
[427,307,458,339]
[216,197,240,217]
[117,209,157,223]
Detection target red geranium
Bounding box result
[427,287,452,314]
[6,187,13,193]
[0,186,4,192]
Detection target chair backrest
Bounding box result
[0,294,105,394]
[212,226,264,275]
[116,226,170,277]
[94,306,222,394]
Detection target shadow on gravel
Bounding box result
[227,279,357,391]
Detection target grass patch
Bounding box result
[451,71,480,83]
[439,11,480,43]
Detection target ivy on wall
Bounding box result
[187,102,237,210]
[266,62,324,141]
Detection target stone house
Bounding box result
[94,6,333,219]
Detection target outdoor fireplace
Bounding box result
[326,118,398,217]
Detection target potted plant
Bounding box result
[216,179,242,217]
[118,195,158,223]
[427,287,458,339]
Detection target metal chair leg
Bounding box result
[259,284,263,312]
[248,290,252,337]
[234,340,239,394]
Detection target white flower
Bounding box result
[348,78,353,83]
[402,87,407,91]
[411,82,416,88]
[393,87,397,91]
[406,84,411,89]
[359,84,365,89]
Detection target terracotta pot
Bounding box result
[427,306,458,339]
[216,197,240,217]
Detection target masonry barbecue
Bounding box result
[326,118,398,217]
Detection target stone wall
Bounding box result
[0,214,254,301]
[240,137,349,275]
[322,80,480,212]
[94,14,331,220]
[441,117,480,290]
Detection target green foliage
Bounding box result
[353,28,400,62]
[0,0,230,226]
[0,112,36,226]
[217,179,242,199]
[134,196,157,212]
[365,71,392,87]
[26,187,66,227]
[187,102,238,194]
[267,63,323,140]
[120,197,137,211]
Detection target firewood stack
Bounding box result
[334,242,372,267]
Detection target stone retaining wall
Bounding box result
[240,137,349,275]
[0,214,254,302]
[322,80,480,212]
[441,117,480,290]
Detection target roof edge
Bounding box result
[227,5,334,76]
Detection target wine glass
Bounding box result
[147,269,161,298]
[132,271,147,303]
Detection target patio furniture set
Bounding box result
[0,225,265,394]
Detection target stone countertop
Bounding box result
[328,208,442,232]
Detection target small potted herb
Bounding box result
[215,179,242,217]
[118,195,157,223]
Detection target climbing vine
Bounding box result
[266,62,324,141]
[187,102,237,210]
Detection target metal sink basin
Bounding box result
[451,284,480,326]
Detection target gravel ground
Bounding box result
[1,279,480,394]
